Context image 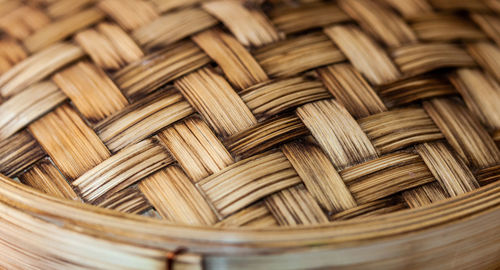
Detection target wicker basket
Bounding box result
[0,0,499,269]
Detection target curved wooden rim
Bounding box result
[0,174,499,255]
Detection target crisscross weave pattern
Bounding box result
[0,0,499,227]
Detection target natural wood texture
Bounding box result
[29,104,111,179]
[175,68,257,137]
[202,0,280,47]
[0,43,84,97]
[0,1,498,268]
[75,23,144,70]
[139,166,218,225]
[158,117,234,182]
[53,62,128,122]
[133,8,217,49]
[0,81,65,140]
[20,159,79,201]
[193,29,268,89]
[113,41,210,99]
[95,89,194,152]
[297,99,378,170]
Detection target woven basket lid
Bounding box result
[0,0,499,269]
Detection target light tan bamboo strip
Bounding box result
[133,8,217,49]
[240,76,330,120]
[383,0,433,19]
[192,29,268,90]
[215,203,277,228]
[202,0,281,47]
[392,43,475,76]
[75,23,144,70]
[318,64,387,119]
[96,187,151,214]
[72,138,173,203]
[424,98,500,168]
[47,0,95,18]
[282,142,357,213]
[197,151,302,218]
[270,3,349,34]
[158,117,234,182]
[358,108,444,154]
[113,41,210,99]
[53,62,128,122]
[340,0,417,47]
[20,159,79,201]
[95,89,194,152]
[226,115,309,158]
[255,32,345,77]
[0,39,26,74]
[0,6,50,39]
[0,42,84,97]
[296,99,378,170]
[331,198,405,220]
[450,68,500,130]
[0,131,45,177]
[411,13,487,41]
[29,104,111,179]
[417,142,479,196]
[23,8,104,53]
[175,68,257,137]
[402,182,449,208]
[0,81,66,140]
[139,166,218,225]
[467,42,500,82]
[471,13,500,46]
[324,25,400,85]
[98,0,158,31]
[378,76,455,107]
[265,185,329,226]
[152,0,201,13]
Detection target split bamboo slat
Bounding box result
[0,0,499,269]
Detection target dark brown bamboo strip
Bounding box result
[240,77,330,120]
[175,68,257,137]
[411,13,487,41]
[202,0,281,47]
[402,182,449,208]
[265,185,329,226]
[95,89,194,152]
[75,23,144,70]
[139,166,218,225]
[29,104,111,179]
[470,13,500,46]
[424,98,500,168]
[270,3,350,34]
[318,64,387,119]
[358,108,444,154]
[53,62,128,122]
[113,41,210,99]
[158,117,234,182]
[476,164,500,186]
[254,32,345,77]
[98,0,158,31]
[197,151,302,218]
[72,138,173,204]
[0,43,84,97]
[429,0,489,11]
[297,99,378,170]
[96,186,151,214]
[192,29,268,90]
[0,81,66,140]
[282,142,357,213]
[23,8,105,53]
[133,8,216,49]
[339,0,417,47]
[20,159,79,201]
[226,115,309,158]
[0,131,45,177]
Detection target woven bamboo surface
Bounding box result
[0,0,499,268]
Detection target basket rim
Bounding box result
[0,173,498,254]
